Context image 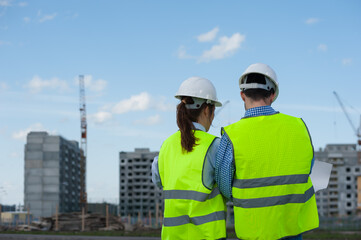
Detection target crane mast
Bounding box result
[79,75,87,210]
[333,91,361,148]
[215,100,230,116]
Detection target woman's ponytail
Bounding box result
[176,97,215,152]
[176,97,197,152]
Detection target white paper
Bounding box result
[310,160,333,192]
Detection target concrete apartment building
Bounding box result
[24,132,82,218]
[119,148,162,218]
[315,144,361,217]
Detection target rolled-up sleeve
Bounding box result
[151,156,162,190]
[202,138,220,189]
[215,133,235,200]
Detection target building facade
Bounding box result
[0,212,33,225]
[0,204,16,212]
[24,132,82,218]
[87,202,118,216]
[315,144,361,217]
[119,148,162,218]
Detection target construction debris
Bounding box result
[41,212,125,231]
[0,212,125,232]
[0,225,10,231]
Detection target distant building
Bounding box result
[315,144,361,217]
[119,148,162,217]
[87,202,118,216]
[0,204,16,212]
[24,132,82,218]
[0,212,33,225]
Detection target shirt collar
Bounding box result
[193,122,206,131]
[244,105,278,118]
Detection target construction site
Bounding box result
[0,80,361,237]
[0,76,164,234]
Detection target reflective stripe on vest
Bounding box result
[163,187,221,202]
[232,174,313,208]
[233,174,309,189]
[164,211,226,227]
[233,185,314,208]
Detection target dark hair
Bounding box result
[176,96,215,153]
[243,73,275,101]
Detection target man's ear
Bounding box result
[270,92,276,103]
[204,105,210,117]
[240,91,246,101]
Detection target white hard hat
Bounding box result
[239,63,279,102]
[175,77,222,109]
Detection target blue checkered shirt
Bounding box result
[215,106,314,200]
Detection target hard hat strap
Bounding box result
[185,97,208,109]
[240,76,276,92]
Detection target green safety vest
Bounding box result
[159,130,227,240]
[223,113,319,240]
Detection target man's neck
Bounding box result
[245,100,270,110]
[241,92,275,110]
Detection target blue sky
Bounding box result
[0,0,360,205]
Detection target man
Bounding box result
[215,63,319,240]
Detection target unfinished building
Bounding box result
[315,144,361,216]
[24,131,81,218]
[119,148,162,217]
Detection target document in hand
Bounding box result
[310,160,333,192]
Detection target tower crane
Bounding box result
[333,91,361,147]
[215,100,230,116]
[79,75,87,210]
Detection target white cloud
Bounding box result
[18,2,27,7]
[155,96,174,111]
[65,11,78,20]
[178,28,245,63]
[305,18,319,24]
[133,114,161,126]
[12,123,47,140]
[112,92,151,114]
[83,75,107,92]
[177,45,195,60]
[0,40,11,46]
[197,27,219,42]
[0,0,12,7]
[112,92,173,114]
[10,152,20,158]
[317,44,327,52]
[38,12,57,23]
[342,58,352,66]
[0,0,26,7]
[198,33,245,63]
[89,111,112,124]
[25,75,69,93]
[23,16,30,22]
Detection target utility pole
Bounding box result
[79,75,87,210]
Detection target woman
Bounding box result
[152,77,227,240]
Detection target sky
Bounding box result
[0,0,360,205]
